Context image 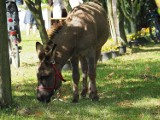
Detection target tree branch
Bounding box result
[24,0,49,44]
[24,0,36,12]
[119,0,132,21]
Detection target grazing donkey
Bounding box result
[36,1,109,103]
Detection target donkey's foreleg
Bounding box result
[70,57,80,103]
[86,55,99,101]
[80,57,88,97]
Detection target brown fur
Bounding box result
[47,22,64,40]
[36,1,110,103]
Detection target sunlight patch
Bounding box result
[117,98,160,108]
[133,98,160,108]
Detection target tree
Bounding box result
[0,0,12,106]
[136,0,157,31]
[107,0,117,43]
[119,0,143,33]
[117,0,127,44]
[155,0,160,8]
[24,0,49,44]
[107,0,127,45]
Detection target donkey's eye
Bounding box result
[40,76,50,80]
[45,56,51,63]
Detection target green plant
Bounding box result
[102,38,119,52]
[41,0,48,3]
[127,28,151,41]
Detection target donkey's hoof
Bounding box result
[72,94,79,103]
[81,94,86,98]
[89,93,99,101]
[81,89,87,98]
[72,99,78,103]
[91,96,99,101]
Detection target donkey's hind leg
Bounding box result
[70,56,80,103]
[86,52,99,101]
[80,57,88,98]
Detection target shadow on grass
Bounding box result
[96,59,160,119]
[21,62,38,67]
[131,43,160,53]
[3,45,160,119]
[132,47,160,53]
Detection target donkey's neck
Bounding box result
[53,26,75,71]
[54,46,73,71]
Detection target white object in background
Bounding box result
[42,4,51,29]
[53,0,64,19]
[69,0,83,9]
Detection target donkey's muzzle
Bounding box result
[37,90,54,103]
[37,97,51,103]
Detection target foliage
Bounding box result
[157,8,160,14]
[119,0,143,33]
[0,0,12,106]
[102,38,120,52]
[127,28,150,41]
[41,0,48,3]
[155,0,160,8]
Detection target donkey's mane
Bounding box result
[47,22,65,40]
[45,22,65,52]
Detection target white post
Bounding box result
[69,0,83,9]
[42,4,51,29]
[52,0,63,19]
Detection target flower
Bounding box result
[102,38,119,52]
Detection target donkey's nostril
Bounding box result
[37,93,44,102]
[37,97,43,102]
[44,98,51,103]
[37,96,50,103]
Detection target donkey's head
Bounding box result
[36,42,62,103]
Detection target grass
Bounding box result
[0,33,160,120]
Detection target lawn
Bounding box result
[0,34,160,120]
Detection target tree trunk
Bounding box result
[130,1,137,33]
[34,11,49,45]
[119,17,127,44]
[119,0,143,34]
[0,0,12,106]
[107,0,117,43]
[117,1,127,44]
[107,0,127,45]
[130,19,136,33]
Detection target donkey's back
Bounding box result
[65,1,109,52]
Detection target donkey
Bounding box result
[36,1,109,103]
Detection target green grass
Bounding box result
[0,33,160,120]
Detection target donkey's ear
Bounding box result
[36,42,44,53]
[45,44,57,63]
[36,42,45,60]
